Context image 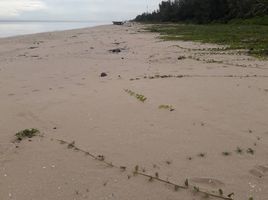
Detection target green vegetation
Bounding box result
[15,128,40,141]
[229,15,268,25]
[135,0,268,57]
[147,23,268,57]
[135,0,268,24]
[159,104,175,111]
[124,89,147,102]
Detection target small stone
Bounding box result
[100,72,108,77]
[109,48,121,53]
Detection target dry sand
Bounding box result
[0,23,267,200]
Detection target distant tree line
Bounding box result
[135,0,268,23]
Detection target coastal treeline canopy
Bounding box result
[135,0,268,23]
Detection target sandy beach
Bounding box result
[0,23,267,200]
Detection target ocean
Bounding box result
[0,21,110,38]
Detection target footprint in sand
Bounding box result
[189,177,225,189]
[249,165,268,178]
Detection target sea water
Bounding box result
[0,21,110,38]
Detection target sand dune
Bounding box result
[0,24,267,200]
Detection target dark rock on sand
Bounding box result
[109,48,122,53]
[100,72,108,77]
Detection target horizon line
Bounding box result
[0,19,111,23]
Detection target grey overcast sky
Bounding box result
[0,0,162,21]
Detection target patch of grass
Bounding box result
[124,89,147,102]
[229,16,268,26]
[147,23,268,58]
[159,105,175,111]
[15,128,40,141]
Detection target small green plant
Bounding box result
[124,89,147,102]
[249,197,254,200]
[158,105,175,111]
[15,128,40,141]
[135,94,147,102]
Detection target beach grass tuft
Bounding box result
[15,128,40,141]
[124,89,147,102]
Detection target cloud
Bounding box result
[0,0,162,20]
[0,0,46,18]
[40,0,161,21]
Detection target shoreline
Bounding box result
[0,23,267,200]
